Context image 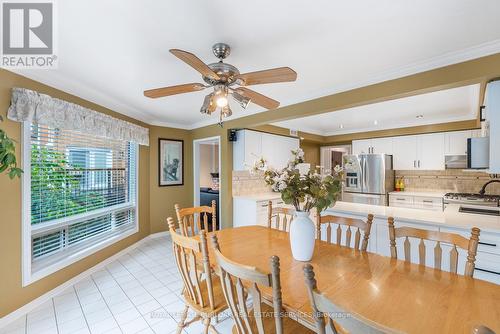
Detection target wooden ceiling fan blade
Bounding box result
[235,87,280,109]
[144,83,205,98]
[170,49,220,81]
[237,67,297,86]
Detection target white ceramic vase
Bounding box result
[289,211,316,261]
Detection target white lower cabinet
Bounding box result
[389,193,443,211]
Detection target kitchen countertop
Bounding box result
[233,193,282,201]
[388,190,446,197]
[326,201,500,233]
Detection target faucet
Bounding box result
[479,180,500,196]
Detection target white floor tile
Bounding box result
[120,317,149,334]
[0,236,201,334]
[136,300,161,316]
[88,317,118,334]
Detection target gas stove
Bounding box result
[443,192,500,207]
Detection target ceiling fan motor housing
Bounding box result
[203,62,240,86]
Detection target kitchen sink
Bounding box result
[459,206,500,216]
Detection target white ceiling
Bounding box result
[13,0,500,129]
[273,84,480,136]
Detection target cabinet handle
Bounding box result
[422,200,433,203]
[475,267,500,276]
[479,241,497,247]
[396,198,406,201]
[418,160,420,168]
[413,160,416,168]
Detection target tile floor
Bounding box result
[0,236,235,334]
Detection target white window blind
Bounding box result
[28,123,138,266]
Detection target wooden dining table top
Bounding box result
[207,226,500,334]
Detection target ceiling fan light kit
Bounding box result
[144,43,297,124]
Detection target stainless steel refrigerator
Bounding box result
[342,154,394,206]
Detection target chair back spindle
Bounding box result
[388,217,480,277]
[175,200,217,236]
[316,214,374,251]
[267,201,295,232]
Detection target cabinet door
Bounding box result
[352,139,372,154]
[445,130,471,155]
[261,133,278,168]
[243,130,262,168]
[417,133,445,170]
[371,137,393,155]
[392,135,417,170]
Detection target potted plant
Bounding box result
[0,116,23,179]
[252,149,343,261]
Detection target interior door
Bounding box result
[392,135,418,170]
[418,133,445,170]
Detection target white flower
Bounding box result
[277,181,287,191]
[333,165,343,173]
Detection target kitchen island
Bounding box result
[324,201,500,284]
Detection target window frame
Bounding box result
[21,123,139,286]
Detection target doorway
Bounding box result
[193,136,221,229]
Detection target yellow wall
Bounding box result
[148,126,193,233]
[301,140,320,167]
[0,69,152,317]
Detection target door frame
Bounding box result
[193,136,222,227]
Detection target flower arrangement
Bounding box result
[252,148,343,213]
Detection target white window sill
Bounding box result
[24,224,139,286]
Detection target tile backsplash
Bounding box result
[395,170,500,195]
[232,170,272,196]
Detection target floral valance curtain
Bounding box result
[7,87,149,146]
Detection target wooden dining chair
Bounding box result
[388,217,480,277]
[303,264,400,334]
[211,234,314,334]
[175,200,217,237]
[167,218,226,334]
[316,214,374,251]
[267,201,295,231]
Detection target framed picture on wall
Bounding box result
[158,138,184,186]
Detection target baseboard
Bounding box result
[0,231,169,329]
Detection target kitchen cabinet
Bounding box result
[445,130,471,155]
[389,193,443,211]
[352,139,371,154]
[392,133,444,170]
[371,137,394,154]
[417,133,445,170]
[352,138,393,155]
[233,130,299,171]
[393,135,418,170]
[488,80,500,173]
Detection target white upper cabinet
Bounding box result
[371,137,394,155]
[445,130,471,155]
[487,80,500,173]
[392,133,444,170]
[417,133,445,170]
[352,138,393,155]
[352,139,371,154]
[233,130,299,171]
[393,135,418,170]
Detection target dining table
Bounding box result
[207,225,500,334]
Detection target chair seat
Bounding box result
[231,302,315,334]
[181,274,227,316]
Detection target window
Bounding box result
[23,122,138,283]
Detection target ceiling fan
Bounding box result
[144,43,297,125]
